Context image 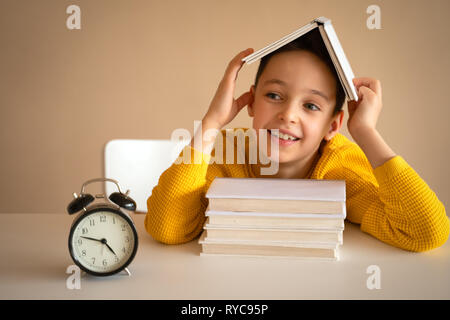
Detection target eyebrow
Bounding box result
[262,78,331,103]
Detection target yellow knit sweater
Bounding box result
[145,128,449,252]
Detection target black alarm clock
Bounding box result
[67,178,138,277]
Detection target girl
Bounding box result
[145,30,449,252]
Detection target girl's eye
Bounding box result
[266,93,281,100]
[305,103,320,111]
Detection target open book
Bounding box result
[242,16,358,102]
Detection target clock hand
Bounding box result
[80,236,103,243]
[80,236,117,257]
[104,242,118,257]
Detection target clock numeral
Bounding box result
[122,247,126,254]
[112,217,116,224]
[114,256,119,263]
[82,250,86,256]
[100,215,106,223]
[91,257,95,264]
[82,227,88,234]
[125,236,130,243]
[89,219,95,226]
[102,259,108,266]
[121,224,126,231]
[77,238,83,246]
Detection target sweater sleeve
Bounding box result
[326,146,449,252]
[144,145,224,244]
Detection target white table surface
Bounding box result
[0,213,449,300]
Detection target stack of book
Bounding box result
[198,178,346,261]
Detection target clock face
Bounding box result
[69,208,138,276]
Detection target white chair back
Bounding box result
[104,139,189,213]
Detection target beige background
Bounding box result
[0,0,449,214]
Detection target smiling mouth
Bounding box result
[268,129,301,141]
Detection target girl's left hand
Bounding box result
[347,77,383,138]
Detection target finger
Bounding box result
[347,100,357,115]
[214,49,254,104]
[223,48,254,84]
[234,91,253,111]
[352,77,382,97]
[358,85,378,102]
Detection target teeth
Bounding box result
[270,130,298,141]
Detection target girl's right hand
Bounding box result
[203,48,254,129]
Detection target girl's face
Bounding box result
[248,50,344,164]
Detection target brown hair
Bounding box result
[254,28,346,116]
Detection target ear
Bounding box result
[247,85,255,117]
[324,110,344,141]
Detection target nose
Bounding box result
[277,102,299,124]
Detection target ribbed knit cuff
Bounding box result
[373,155,409,185]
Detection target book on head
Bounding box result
[242,16,358,102]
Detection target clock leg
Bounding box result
[122,268,131,276]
